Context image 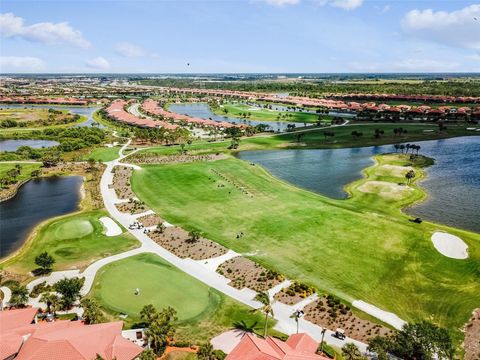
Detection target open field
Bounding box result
[0,210,139,275]
[212,102,326,123]
[132,123,479,159]
[82,146,121,162]
[131,154,480,340]
[91,253,278,342]
[0,108,85,130]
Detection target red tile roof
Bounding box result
[0,308,142,360]
[226,333,329,360]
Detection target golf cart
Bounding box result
[334,328,346,340]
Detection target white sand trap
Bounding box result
[99,217,122,236]
[431,232,468,259]
[377,164,413,177]
[357,181,413,200]
[352,300,407,330]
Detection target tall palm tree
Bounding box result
[254,292,274,338]
[40,292,60,316]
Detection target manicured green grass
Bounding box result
[131,156,480,339]
[212,102,325,123]
[91,253,278,342]
[83,146,121,162]
[0,210,139,274]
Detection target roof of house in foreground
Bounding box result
[226,333,330,360]
[0,308,143,360]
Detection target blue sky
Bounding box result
[1,0,479,73]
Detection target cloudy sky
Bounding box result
[1,0,479,73]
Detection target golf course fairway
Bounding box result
[130,154,480,338]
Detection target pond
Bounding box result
[0,176,83,257]
[238,136,480,232]
[0,104,102,128]
[168,103,298,132]
[0,139,60,152]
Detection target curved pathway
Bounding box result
[18,135,385,353]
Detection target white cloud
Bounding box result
[115,42,145,57]
[261,0,300,6]
[86,57,110,70]
[0,12,90,48]
[316,0,363,10]
[401,4,480,50]
[0,56,45,71]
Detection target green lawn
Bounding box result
[0,162,42,183]
[212,102,326,123]
[131,123,479,159]
[90,253,278,342]
[0,210,139,274]
[130,155,480,340]
[83,146,121,162]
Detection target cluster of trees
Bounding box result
[351,130,363,139]
[393,143,422,154]
[0,164,22,188]
[1,119,27,128]
[132,127,190,145]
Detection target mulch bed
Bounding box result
[464,308,480,360]
[217,256,284,292]
[112,166,134,200]
[274,282,315,305]
[302,295,393,343]
[149,227,228,260]
[115,199,149,214]
[126,153,226,164]
[137,213,164,227]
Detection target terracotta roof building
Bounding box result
[0,308,142,360]
[226,333,330,360]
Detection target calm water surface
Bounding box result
[0,176,82,257]
[169,103,298,132]
[239,136,480,232]
[0,139,60,152]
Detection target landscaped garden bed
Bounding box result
[217,256,284,291]
[137,213,164,227]
[302,295,392,342]
[126,153,226,164]
[112,165,134,199]
[274,281,315,305]
[115,199,149,214]
[149,226,228,260]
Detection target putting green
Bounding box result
[92,253,214,321]
[91,253,280,343]
[54,219,93,240]
[1,210,138,274]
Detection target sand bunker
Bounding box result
[357,181,413,200]
[376,164,413,177]
[99,217,122,236]
[431,232,468,259]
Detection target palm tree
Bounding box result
[254,292,274,338]
[405,170,416,184]
[342,343,363,360]
[197,342,215,360]
[40,292,60,316]
[290,310,304,334]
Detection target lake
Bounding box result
[169,103,298,132]
[0,104,102,128]
[0,139,60,152]
[0,176,83,258]
[238,136,480,233]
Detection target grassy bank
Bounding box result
[0,210,139,275]
[90,253,278,342]
[82,146,121,162]
[211,102,327,123]
[130,153,479,339]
